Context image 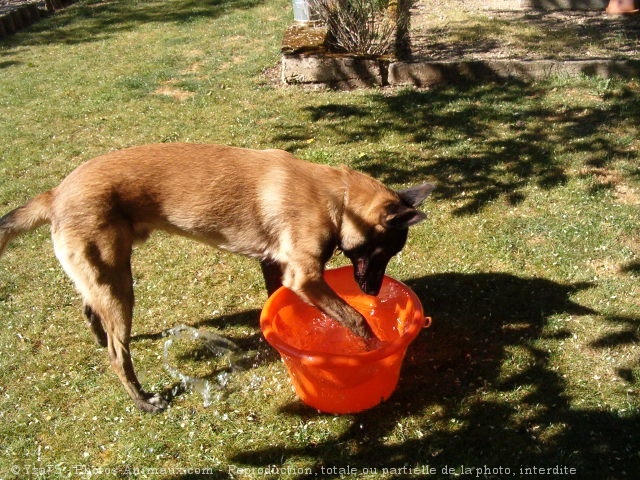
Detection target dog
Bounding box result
[0,143,434,412]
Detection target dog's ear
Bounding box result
[397,183,435,207]
[381,183,434,229]
[381,203,427,229]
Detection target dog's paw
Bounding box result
[364,336,384,351]
[352,319,375,342]
[137,393,169,413]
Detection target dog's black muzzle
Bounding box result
[353,257,387,296]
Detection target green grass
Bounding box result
[1,1,639,478]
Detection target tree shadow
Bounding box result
[0,60,21,68]
[231,272,640,478]
[274,82,639,215]
[620,260,640,276]
[2,0,263,46]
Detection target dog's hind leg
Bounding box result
[52,224,168,413]
[83,304,108,348]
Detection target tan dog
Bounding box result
[0,144,433,412]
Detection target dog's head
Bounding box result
[340,182,435,296]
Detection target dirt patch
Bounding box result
[180,50,206,75]
[613,183,640,205]
[153,80,195,101]
[580,167,640,204]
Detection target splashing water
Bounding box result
[163,325,243,407]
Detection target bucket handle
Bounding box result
[423,316,433,329]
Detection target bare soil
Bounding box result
[410,0,640,60]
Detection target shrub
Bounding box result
[312,0,411,57]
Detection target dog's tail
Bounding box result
[0,191,53,257]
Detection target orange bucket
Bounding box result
[260,266,428,414]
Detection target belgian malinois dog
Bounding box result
[0,144,434,412]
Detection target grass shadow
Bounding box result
[275,81,639,215]
[231,272,639,478]
[620,260,640,275]
[137,308,277,407]
[132,308,264,353]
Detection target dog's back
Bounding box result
[43,144,355,258]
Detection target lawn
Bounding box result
[1,1,639,479]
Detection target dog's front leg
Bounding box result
[291,273,374,340]
[262,260,373,337]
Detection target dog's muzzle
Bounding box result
[353,258,385,296]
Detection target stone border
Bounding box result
[0,1,42,37]
[389,58,640,87]
[282,53,640,88]
[0,0,74,39]
[281,54,390,89]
